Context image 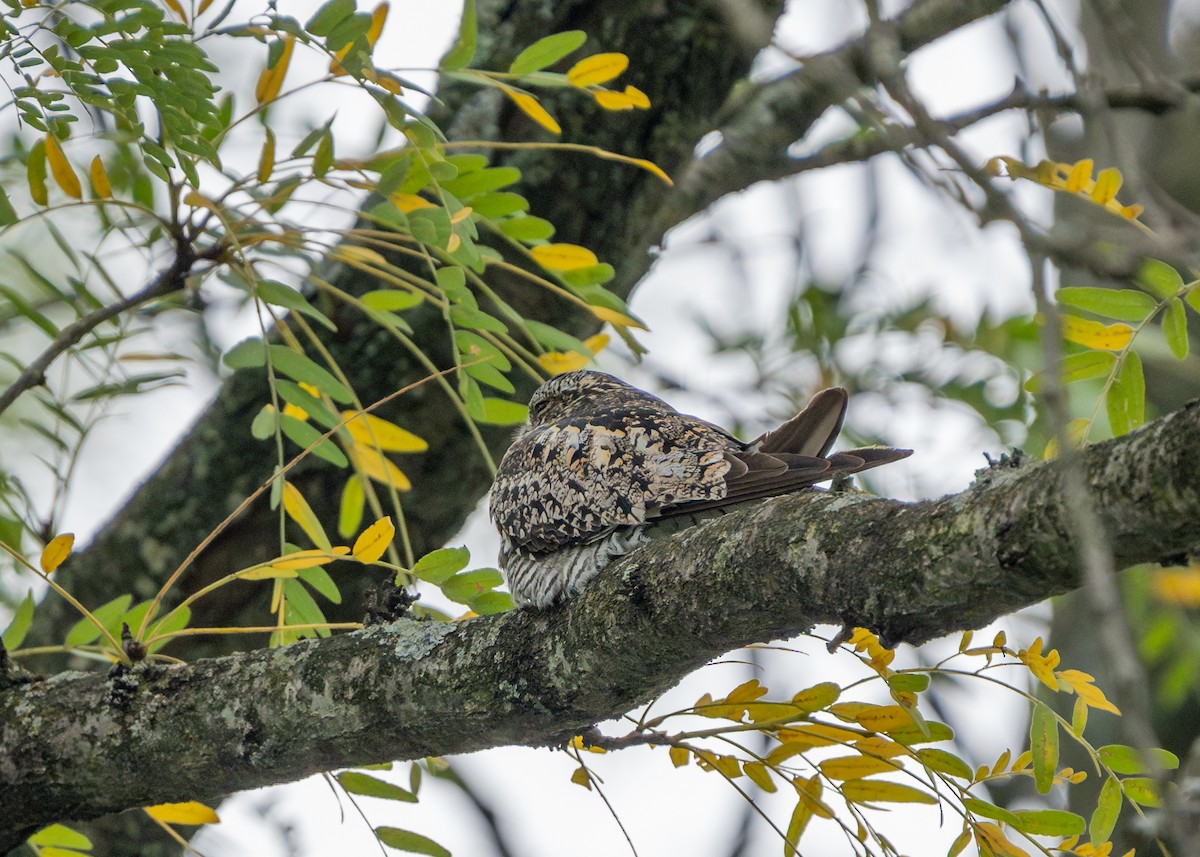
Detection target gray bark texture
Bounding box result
[4,397,1199,848]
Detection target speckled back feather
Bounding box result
[489,371,911,607]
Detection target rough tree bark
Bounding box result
[4,398,1200,850]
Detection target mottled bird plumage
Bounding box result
[489,370,911,607]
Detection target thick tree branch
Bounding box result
[657,0,1014,234]
[4,399,1199,846]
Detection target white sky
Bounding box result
[0,0,1094,854]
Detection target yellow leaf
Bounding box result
[342,411,429,452]
[1091,167,1122,205]
[593,89,638,111]
[1057,668,1121,714]
[567,735,606,754]
[352,516,395,563]
[852,736,908,758]
[1043,418,1089,460]
[1066,159,1093,193]
[349,445,412,490]
[183,190,221,214]
[1061,315,1134,351]
[255,35,295,105]
[840,779,937,805]
[569,766,592,789]
[819,755,900,780]
[334,244,389,268]
[567,52,629,87]
[162,0,186,21]
[791,681,840,712]
[1018,637,1061,691]
[777,723,860,748]
[502,88,561,135]
[197,0,215,12]
[45,134,82,200]
[743,761,776,792]
[726,678,768,704]
[583,333,610,354]
[40,533,74,574]
[390,193,435,213]
[282,481,332,551]
[668,746,689,767]
[258,127,276,184]
[537,350,591,375]
[447,232,461,253]
[975,822,1030,857]
[270,548,344,570]
[792,776,835,818]
[855,705,914,733]
[89,155,112,198]
[590,305,648,330]
[237,565,300,580]
[449,206,473,225]
[531,243,598,271]
[28,138,48,204]
[1153,566,1200,607]
[282,402,309,421]
[144,801,220,825]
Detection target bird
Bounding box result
[488,370,911,607]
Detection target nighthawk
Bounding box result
[489,370,911,607]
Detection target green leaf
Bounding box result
[498,215,555,242]
[338,475,365,539]
[256,280,336,331]
[1136,258,1183,299]
[411,547,470,584]
[560,263,616,289]
[299,566,342,604]
[1106,352,1144,436]
[275,380,341,430]
[362,290,424,312]
[223,338,267,370]
[374,827,450,857]
[307,0,355,37]
[525,320,591,355]
[440,166,520,199]
[509,31,587,75]
[467,590,514,614]
[470,192,528,218]
[464,360,515,394]
[146,606,191,653]
[337,771,417,802]
[279,413,348,467]
[1097,744,1180,775]
[962,797,1018,825]
[449,305,507,334]
[251,405,277,440]
[1089,775,1122,844]
[282,577,328,635]
[1163,297,1189,360]
[455,330,511,371]
[0,186,18,226]
[1012,809,1085,837]
[65,594,132,647]
[1030,701,1058,795]
[408,207,452,248]
[440,0,476,71]
[2,589,34,650]
[476,397,529,426]
[268,345,353,403]
[28,824,93,849]
[886,673,930,693]
[1056,287,1157,322]
[915,748,972,780]
[440,568,503,604]
[1121,776,1161,807]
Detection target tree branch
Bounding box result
[4,398,1199,846]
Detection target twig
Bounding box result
[0,237,215,420]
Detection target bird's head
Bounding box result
[526,370,640,426]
